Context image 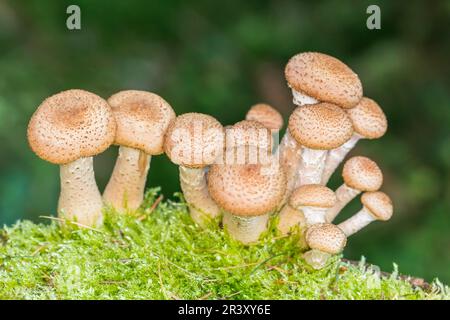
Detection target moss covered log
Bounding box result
[0,189,448,300]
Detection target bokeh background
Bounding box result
[0,0,449,282]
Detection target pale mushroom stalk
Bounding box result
[179,166,221,224]
[222,212,269,244]
[277,204,306,236]
[325,184,360,223]
[103,146,151,211]
[278,131,302,207]
[303,249,333,270]
[325,156,383,223]
[59,157,104,226]
[338,191,393,237]
[291,89,319,106]
[321,134,360,184]
[296,148,328,187]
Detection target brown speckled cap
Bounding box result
[288,103,353,149]
[343,156,383,191]
[347,97,387,139]
[207,155,286,217]
[305,223,347,254]
[226,120,272,150]
[108,90,175,155]
[285,52,363,109]
[290,184,336,209]
[361,191,393,221]
[164,113,224,168]
[245,103,284,132]
[27,89,116,165]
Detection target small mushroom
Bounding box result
[289,103,353,187]
[290,184,336,226]
[321,97,387,184]
[102,90,175,212]
[303,223,347,270]
[208,151,286,244]
[285,52,363,108]
[245,103,284,135]
[164,113,225,226]
[326,156,383,223]
[27,89,116,226]
[338,191,393,236]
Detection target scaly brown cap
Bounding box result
[288,103,353,149]
[305,223,347,254]
[342,156,383,191]
[208,155,286,217]
[226,120,272,151]
[245,103,284,132]
[290,184,337,209]
[361,191,393,221]
[27,89,116,165]
[108,90,175,155]
[347,97,387,139]
[164,113,224,168]
[285,52,363,109]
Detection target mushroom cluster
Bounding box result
[26,51,393,271]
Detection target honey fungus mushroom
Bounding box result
[303,223,347,270]
[164,113,225,226]
[245,103,284,136]
[338,191,393,237]
[326,156,383,223]
[27,89,116,226]
[321,97,387,184]
[102,90,175,212]
[285,52,363,108]
[208,149,286,244]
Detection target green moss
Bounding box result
[0,188,448,300]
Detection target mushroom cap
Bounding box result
[27,89,116,165]
[342,156,383,191]
[108,90,175,155]
[245,103,284,131]
[208,156,286,217]
[361,191,393,221]
[347,97,387,139]
[288,103,353,149]
[290,184,337,209]
[226,120,272,150]
[285,52,363,109]
[305,223,347,254]
[164,113,224,168]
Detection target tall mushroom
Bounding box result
[338,191,393,237]
[27,89,116,226]
[321,97,387,184]
[326,156,383,223]
[208,151,286,244]
[164,113,225,226]
[103,90,175,212]
[285,52,363,109]
[289,103,353,187]
[303,223,347,270]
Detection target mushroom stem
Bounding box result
[321,134,361,185]
[325,184,360,223]
[222,211,269,244]
[302,207,327,226]
[295,148,328,187]
[291,89,319,106]
[278,131,302,207]
[179,166,221,226]
[337,207,375,236]
[303,249,332,270]
[103,146,151,212]
[58,157,104,226]
[277,204,306,235]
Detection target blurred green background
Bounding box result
[0,0,449,282]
